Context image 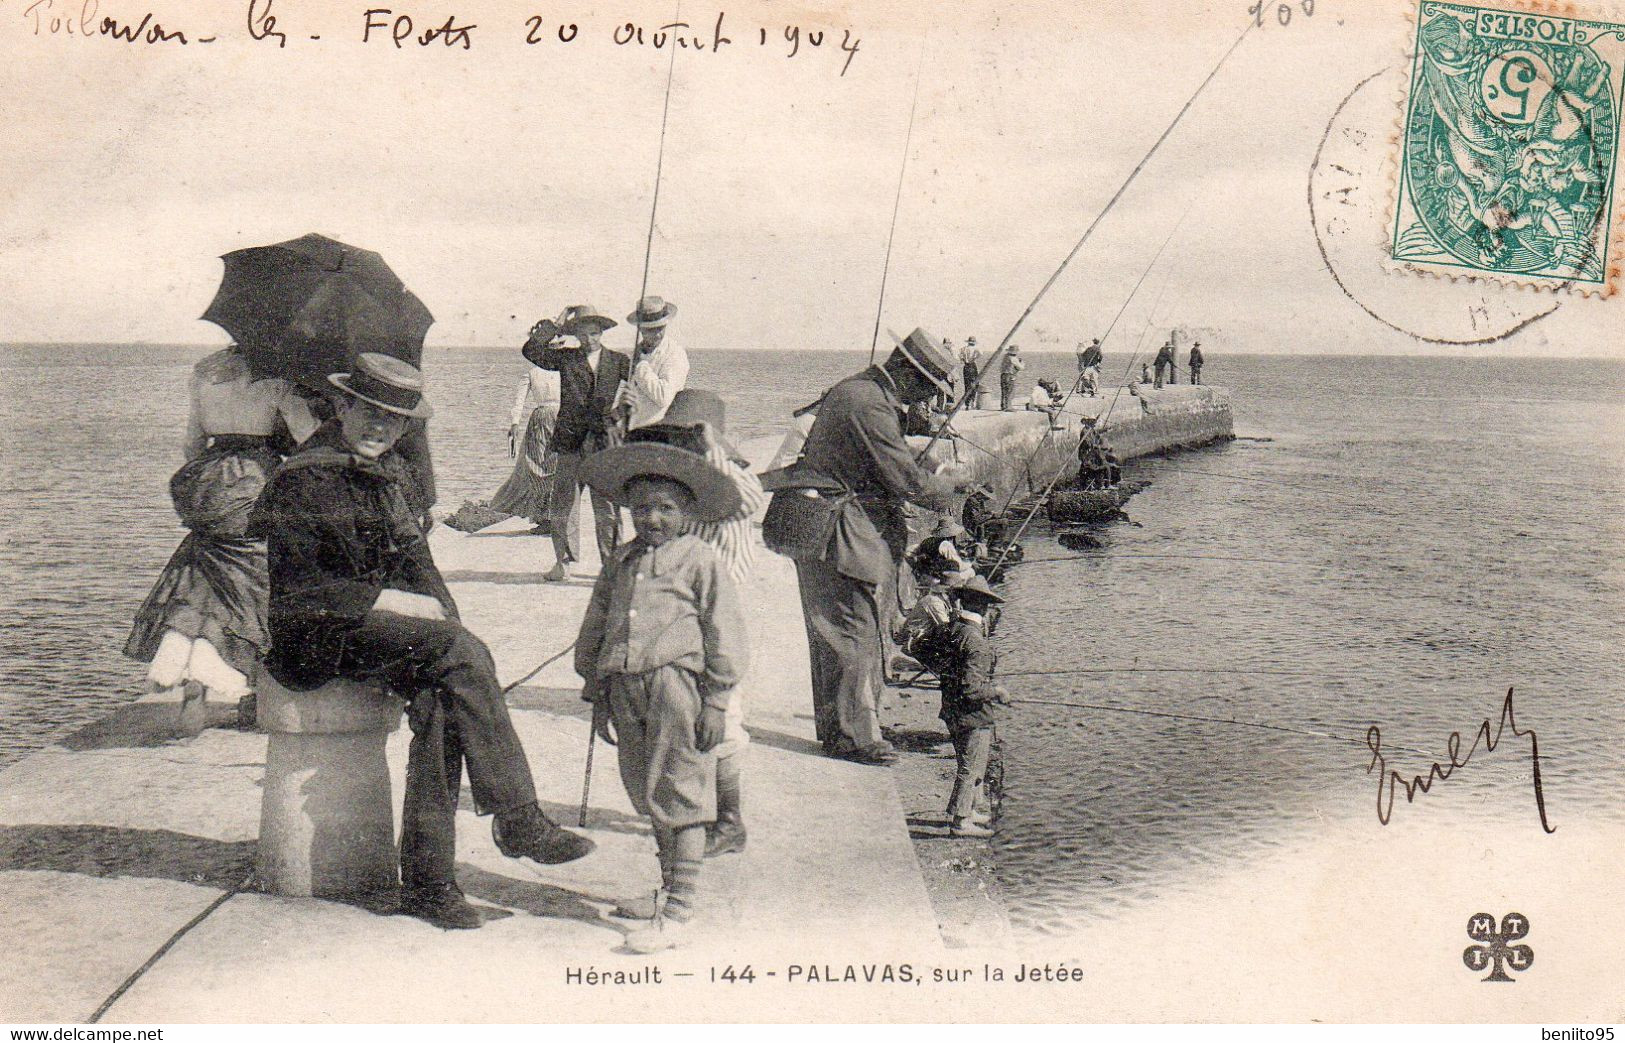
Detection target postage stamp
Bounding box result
[1390,0,1625,294]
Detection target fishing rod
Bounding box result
[979,214,1187,566]
[503,4,684,699]
[868,28,931,367]
[635,0,683,309]
[913,18,1256,464]
[1008,696,1434,758]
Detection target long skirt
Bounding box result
[123,442,278,697]
[491,408,563,527]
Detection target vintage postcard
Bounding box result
[0,0,1621,1029]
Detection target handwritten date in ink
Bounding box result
[363,7,475,50]
[1248,0,1315,28]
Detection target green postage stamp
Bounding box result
[1391,0,1625,294]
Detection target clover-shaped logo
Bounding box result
[1463,912,1533,982]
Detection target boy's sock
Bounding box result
[706,754,747,857]
[664,825,706,924]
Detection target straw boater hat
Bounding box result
[630,389,745,465]
[952,574,1005,606]
[583,442,743,523]
[927,516,966,541]
[627,296,678,328]
[889,327,956,395]
[328,352,434,419]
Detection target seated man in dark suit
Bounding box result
[256,353,594,930]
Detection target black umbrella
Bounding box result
[201,233,434,389]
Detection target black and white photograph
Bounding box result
[0,0,1621,1028]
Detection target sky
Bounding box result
[1,0,1622,357]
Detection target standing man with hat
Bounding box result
[527,304,632,581]
[625,296,689,431]
[256,353,595,930]
[762,328,969,765]
[999,344,1025,411]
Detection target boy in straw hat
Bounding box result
[624,389,766,857]
[576,436,749,952]
[939,575,1009,838]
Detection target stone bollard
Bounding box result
[255,670,404,898]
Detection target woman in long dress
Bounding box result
[124,346,318,733]
[491,358,570,538]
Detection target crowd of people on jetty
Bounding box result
[120,234,1201,951]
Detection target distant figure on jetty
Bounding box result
[1027,378,1063,425]
[257,354,594,930]
[762,327,970,766]
[1141,363,1153,385]
[526,305,631,582]
[1075,338,1103,397]
[999,344,1025,411]
[491,343,564,535]
[1154,339,1175,388]
[124,345,320,735]
[939,575,1008,838]
[1075,416,1121,489]
[1188,342,1205,385]
[576,434,748,952]
[960,337,982,409]
[625,295,688,430]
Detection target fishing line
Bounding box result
[501,641,578,695]
[636,0,683,309]
[1008,696,1433,757]
[1011,550,1311,568]
[868,28,931,367]
[88,872,255,1022]
[1003,665,1305,678]
[914,17,1257,463]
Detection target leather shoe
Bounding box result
[493,803,596,864]
[704,824,747,858]
[400,884,483,930]
[833,743,897,766]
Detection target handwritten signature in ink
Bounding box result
[1366,686,1555,834]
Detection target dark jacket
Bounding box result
[533,346,631,453]
[939,616,998,729]
[254,421,458,689]
[781,365,955,585]
[1188,347,1204,367]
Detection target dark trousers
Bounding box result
[548,450,620,566]
[1190,366,1202,385]
[335,611,538,892]
[999,373,1017,411]
[794,558,886,754]
[1154,361,1169,388]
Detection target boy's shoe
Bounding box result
[493,803,596,864]
[543,563,569,582]
[400,883,483,930]
[949,818,994,838]
[612,888,666,920]
[704,824,747,858]
[625,915,690,954]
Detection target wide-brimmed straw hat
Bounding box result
[629,389,744,464]
[328,352,434,419]
[560,304,618,335]
[889,327,955,394]
[952,574,1005,605]
[583,442,742,523]
[927,516,966,540]
[627,296,678,327]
